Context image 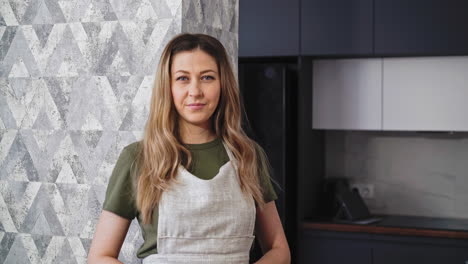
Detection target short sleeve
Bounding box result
[259,169,278,203]
[255,144,278,204]
[102,145,138,220]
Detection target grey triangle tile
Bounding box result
[20,129,67,182]
[30,211,53,235]
[44,25,88,77]
[43,0,67,23]
[97,22,135,76]
[0,132,28,180]
[142,19,157,45]
[107,0,139,21]
[32,24,54,48]
[0,15,6,26]
[32,108,54,130]
[106,75,143,102]
[19,184,65,236]
[54,0,88,22]
[43,77,76,126]
[107,75,130,98]
[79,237,92,256]
[90,184,107,207]
[0,232,16,264]
[19,149,41,182]
[81,1,105,22]
[31,234,53,259]
[81,22,102,41]
[229,9,237,33]
[55,183,92,235]
[118,107,134,131]
[9,1,36,25]
[3,234,32,264]
[0,26,18,62]
[32,0,55,25]
[1,181,42,231]
[95,0,119,21]
[149,0,173,19]
[200,0,212,25]
[2,27,42,77]
[184,0,202,23]
[0,96,18,129]
[49,144,86,184]
[8,77,33,100]
[81,130,104,150]
[88,185,104,216]
[20,0,42,25]
[53,238,78,264]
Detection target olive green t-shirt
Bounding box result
[102,137,277,259]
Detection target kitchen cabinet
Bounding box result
[300,230,372,264]
[313,56,468,131]
[373,242,468,264]
[374,0,468,56]
[240,0,468,57]
[301,0,373,56]
[300,229,468,264]
[239,0,299,57]
[312,58,382,130]
[383,56,468,131]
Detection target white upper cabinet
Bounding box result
[312,59,382,130]
[383,56,468,131]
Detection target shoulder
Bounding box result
[113,141,142,174]
[121,141,141,158]
[124,140,141,152]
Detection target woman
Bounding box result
[88,33,290,264]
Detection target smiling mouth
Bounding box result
[187,103,206,110]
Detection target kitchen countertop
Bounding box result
[303,215,468,239]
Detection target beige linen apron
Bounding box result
[142,142,256,264]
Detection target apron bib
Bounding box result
[142,142,256,264]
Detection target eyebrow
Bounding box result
[175,69,217,74]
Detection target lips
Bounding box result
[187,103,206,110]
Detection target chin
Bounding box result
[181,116,212,127]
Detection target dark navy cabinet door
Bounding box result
[239,0,299,57]
[373,243,468,264]
[375,0,468,56]
[299,230,373,264]
[301,0,373,56]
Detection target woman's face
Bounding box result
[171,49,221,130]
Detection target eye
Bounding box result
[201,75,215,81]
[176,76,188,81]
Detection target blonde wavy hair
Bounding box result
[134,33,270,225]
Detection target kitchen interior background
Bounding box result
[326,130,468,219]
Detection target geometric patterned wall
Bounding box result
[0,0,238,263]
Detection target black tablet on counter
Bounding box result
[334,188,382,225]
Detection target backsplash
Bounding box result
[0,0,238,263]
[325,131,468,219]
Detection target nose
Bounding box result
[188,80,203,97]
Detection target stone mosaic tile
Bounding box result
[0,0,238,262]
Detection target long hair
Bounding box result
[134,33,269,225]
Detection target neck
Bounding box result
[179,121,217,144]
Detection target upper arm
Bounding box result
[255,201,290,253]
[102,146,138,220]
[88,210,131,262]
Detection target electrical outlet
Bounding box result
[350,183,374,199]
